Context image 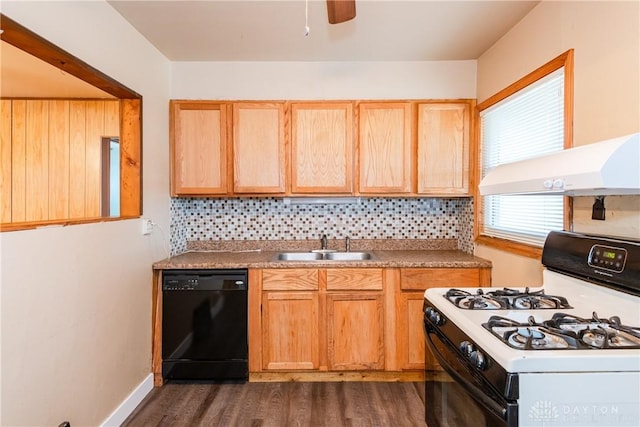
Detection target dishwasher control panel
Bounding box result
[162,269,248,291]
[163,276,199,290]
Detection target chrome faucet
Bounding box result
[321,234,328,250]
[345,236,351,252]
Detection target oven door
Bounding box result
[424,321,517,427]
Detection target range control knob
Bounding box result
[470,350,486,370]
[459,341,474,356]
[424,307,444,326]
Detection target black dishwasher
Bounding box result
[162,269,248,381]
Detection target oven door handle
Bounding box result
[425,330,508,422]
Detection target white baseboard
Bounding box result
[101,373,154,427]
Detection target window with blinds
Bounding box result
[479,68,566,247]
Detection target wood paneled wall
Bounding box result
[0,99,120,224]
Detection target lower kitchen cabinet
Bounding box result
[327,292,385,370]
[260,269,320,370]
[396,268,491,371]
[326,268,385,370]
[253,266,489,376]
[262,291,320,370]
[397,292,432,370]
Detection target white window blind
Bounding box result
[480,68,565,247]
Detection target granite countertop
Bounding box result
[153,239,492,270]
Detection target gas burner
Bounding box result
[483,312,640,350]
[483,315,575,350]
[444,287,572,310]
[547,312,640,349]
[445,289,509,310]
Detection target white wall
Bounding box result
[0,1,171,426]
[172,60,477,99]
[475,0,640,286]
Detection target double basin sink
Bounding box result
[276,250,375,262]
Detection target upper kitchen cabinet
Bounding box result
[232,102,286,194]
[357,102,413,194]
[416,102,472,195]
[290,102,354,194]
[170,101,229,195]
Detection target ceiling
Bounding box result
[2,1,540,98]
[107,0,540,62]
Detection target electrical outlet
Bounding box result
[141,219,154,235]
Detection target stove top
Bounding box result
[483,312,640,350]
[445,287,572,310]
[424,231,640,373]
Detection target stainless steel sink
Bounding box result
[276,251,374,261]
[276,252,324,261]
[324,251,373,261]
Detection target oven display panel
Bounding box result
[588,244,627,272]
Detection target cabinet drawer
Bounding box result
[400,268,479,290]
[327,268,383,291]
[262,269,319,290]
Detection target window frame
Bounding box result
[474,50,574,258]
[0,14,142,232]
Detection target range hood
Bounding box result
[479,132,640,196]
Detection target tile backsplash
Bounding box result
[170,197,474,255]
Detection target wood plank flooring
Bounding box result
[122,382,427,427]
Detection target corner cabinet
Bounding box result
[357,102,413,194]
[170,101,229,195]
[396,268,491,371]
[416,102,472,195]
[290,102,354,194]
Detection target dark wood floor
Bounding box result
[122,382,427,427]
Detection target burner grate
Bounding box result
[483,312,640,350]
[445,287,572,310]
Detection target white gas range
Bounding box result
[423,231,640,427]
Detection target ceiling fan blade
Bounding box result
[327,0,356,24]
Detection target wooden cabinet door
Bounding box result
[416,102,471,195]
[327,292,385,370]
[358,102,412,194]
[397,291,440,371]
[326,268,384,371]
[170,101,228,195]
[232,102,286,194]
[262,291,320,370]
[397,268,488,371]
[291,102,353,193]
[261,269,320,371]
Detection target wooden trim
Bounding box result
[475,235,542,259]
[248,269,263,373]
[120,99,142,217]
[100,138,111,217]
[477,50,574,112]
[475,49,574,253]
[383,268,399,372]
[0,14,139,99]
[479,267,492,287]
[249,371,425,382]
[152,269,163,386]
